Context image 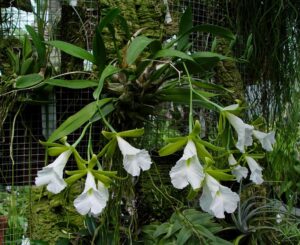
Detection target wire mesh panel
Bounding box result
[0,0,245,243]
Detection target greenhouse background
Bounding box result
[0,0,300,244]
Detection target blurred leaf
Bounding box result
[126,36,155,65]
[44,79,98,89]
[48,98,113,143]
[177,226,192,245]
[22,34,32,60]
[154,49,194,61]
[177,7,193,51]
[93,27,106,72]
[47,40,95,63]
[98,8,121,31]
[20,57,34,75]
[15,73,43,88]
[93,65,121,99]
[26,25,46,66]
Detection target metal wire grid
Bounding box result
[0,0,244,242]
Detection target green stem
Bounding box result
[73,121,92,147]
[182,63,223,112]
[96,100,116,133]
[183,63,194,133]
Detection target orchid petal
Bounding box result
[35,150,71,194]
[232,165,248,182]
[74,172,109,217]
[170,140,205,190]
[245,156,264,184]
[226,112,254,153]
[253,130,275,151]
[117,136,152,176]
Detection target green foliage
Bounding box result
[47,98,114,143]
[142,209,232,244]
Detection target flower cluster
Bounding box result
[168,138,240,218]
[35,129,152,217]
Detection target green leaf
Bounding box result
[7,48,20,74]
[192,51,232,63]
[15,73,43,88]
[93,65,121,99]
[117,128,144,138]
[177,7,193,51]
[44,79,98,89]
[177,226,192,245]
[159,138,188,156]
[126,36,155,65]
[98,8,121,32]
[153,223,170,238]
[26,25,46,66]
[166,24,235,49]
[47,98,112,143]
[154,49,194,62]
[20,57,34,75]
[47,40,95,63]
[22,34,32,60]
[93,27,106,72]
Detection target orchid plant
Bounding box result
[12,6,276,243]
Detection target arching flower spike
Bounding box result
[35,149,72,194]
[170,140,205,190]
[116,136,152,176]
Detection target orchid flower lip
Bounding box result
[170,140,205,190]
[199,174,240,218]
[74,172,109,217]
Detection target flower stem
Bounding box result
[73,122,92,147]
[183,63,194,133]
[96,101,116,133]
[182,64,223,112]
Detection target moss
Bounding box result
[214,37,245,102]
[29,182,84,244]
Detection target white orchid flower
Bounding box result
[170,140,205,190]
[74,172,109,217]
[232,165,249,182]
[228,154,248,182]
[225,112,254,153]
[116,136,152,176]
[35,149,72,194]
[200,174,240,218]
[245,156,264,184]
[253,130,275,151]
